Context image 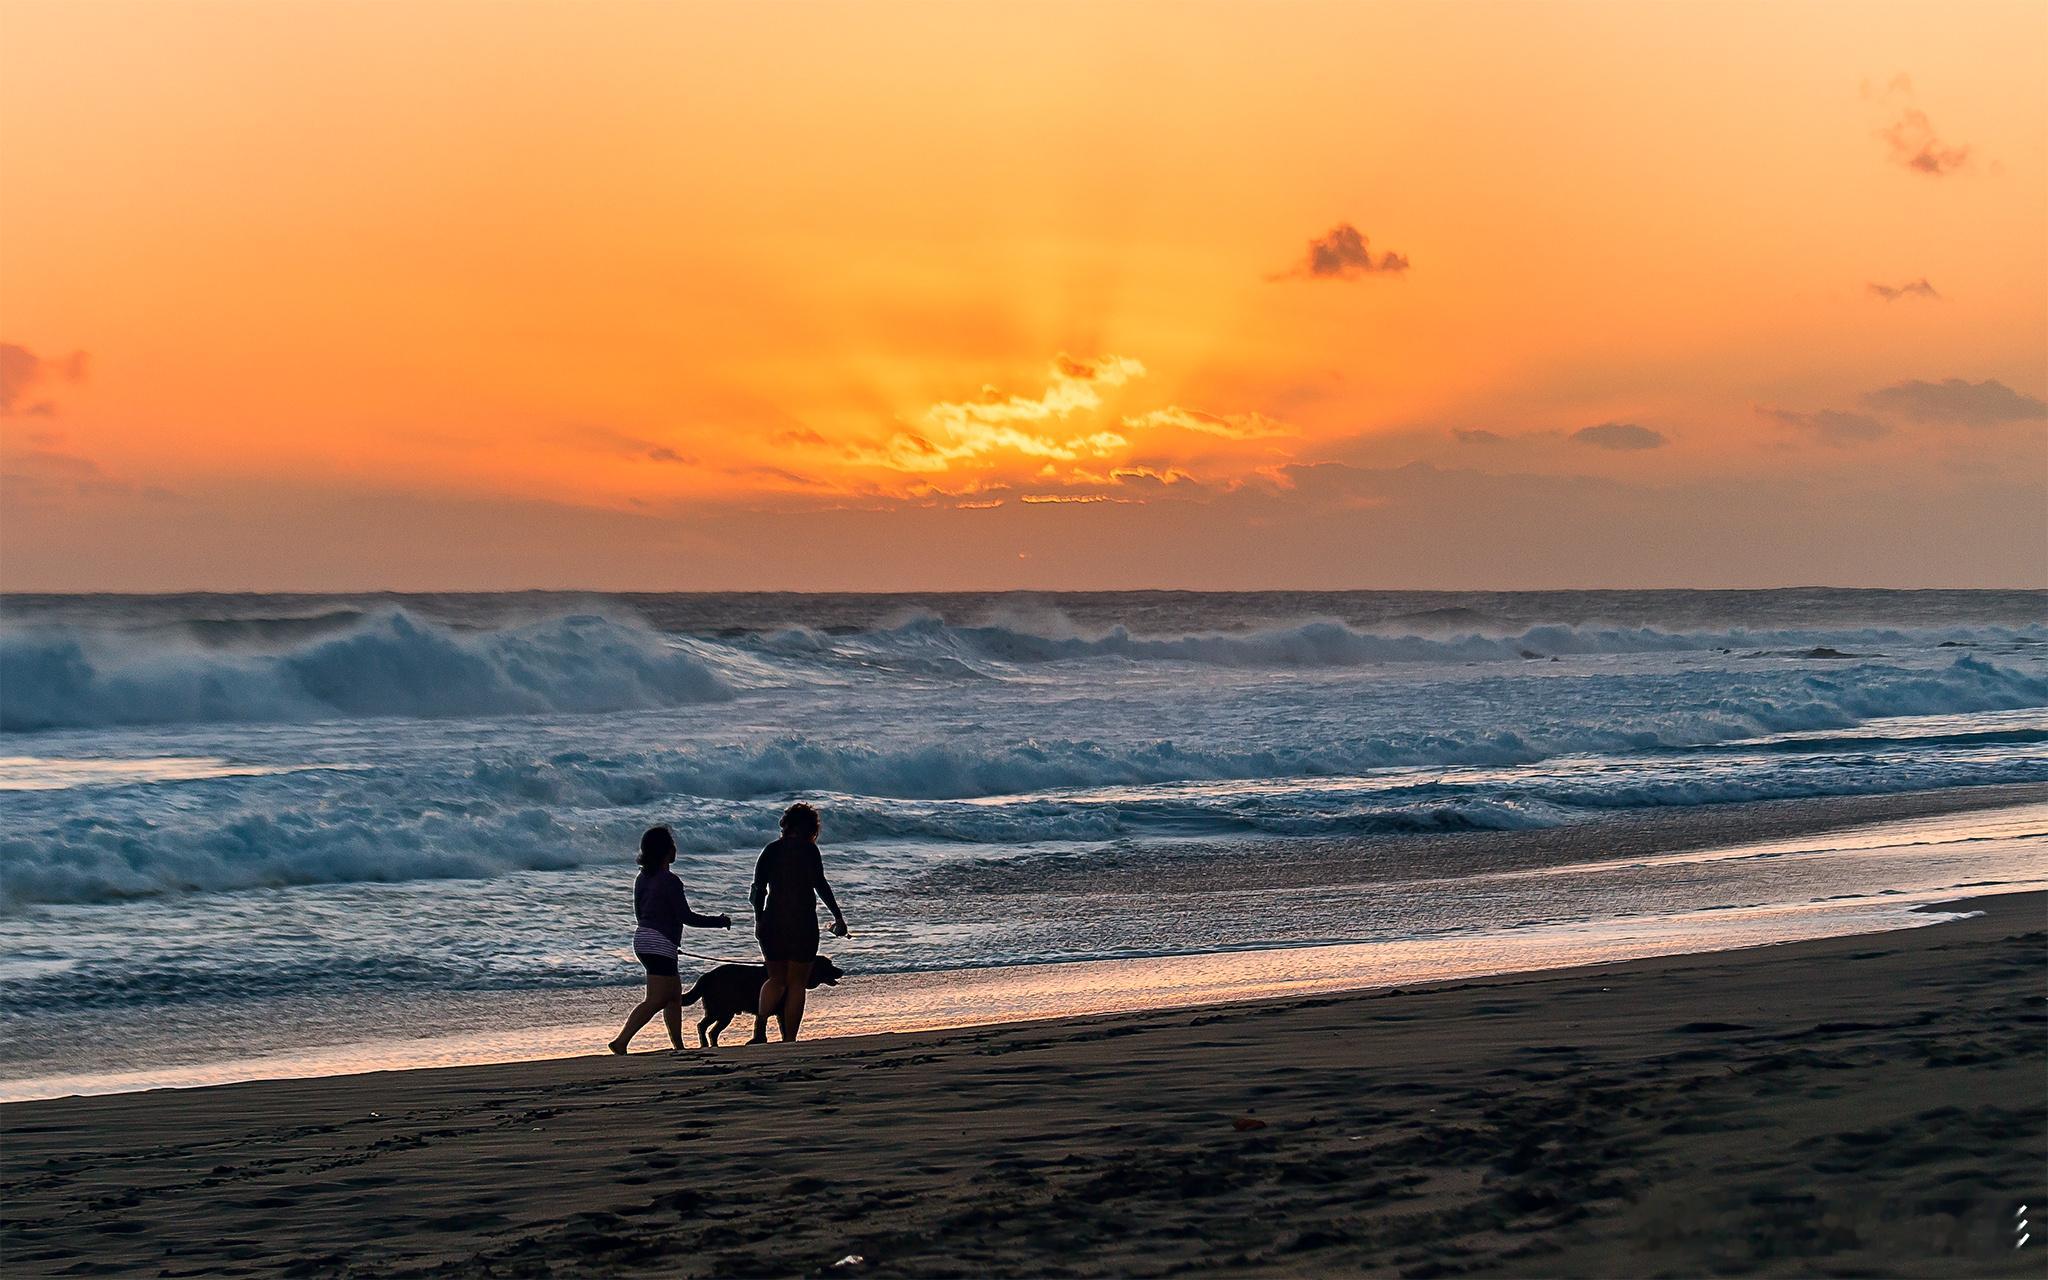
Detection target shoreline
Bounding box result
[5,892,2040,1276]
[3,782,2044,1104]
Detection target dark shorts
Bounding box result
[636,952,679,979]
[757,913,819,964]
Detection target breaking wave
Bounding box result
[7,596,2043,732]
[756,612,2046,673]
[874,616,2040,667]
[1,655,2041,907]
[0,611,731,732]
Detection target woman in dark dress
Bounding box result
[609,826,730,1054]
[750,803,848,1043]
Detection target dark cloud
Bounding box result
[1571,422,1666,451]
[7,448,100,480]
[1873,77,1971,176]
[775,427,829,447]
[1883,110,1970,175]
[1276,224,1410,281]
[0,445,172,503]
[1860,378,2047,426]
[566,425,696,465]
[1756,405,1891,444]
[1868,278,1940,302]
[1451,428,1505,445]
[729,464,823,487]
[0,343,89,415]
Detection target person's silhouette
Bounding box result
[751,803,849,1042]
[610,826,730,1054]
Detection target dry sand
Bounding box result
[4,892,2042,1277]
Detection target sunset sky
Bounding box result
[2,0,2043,590]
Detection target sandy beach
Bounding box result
[5,887,2040,1277]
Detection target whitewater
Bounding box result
[1,588,2044,1092]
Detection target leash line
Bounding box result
[674,946,755,965]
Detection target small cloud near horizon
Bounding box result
[1860,378,2047,426]
[1572,422,1666,451]
[1868,278,1940,302]
[1,442,174,504]
[565,424,696,465]
[1756,405,1891,444]
[1451,428,1505,444]
[1870,75,1972,176]
[0,343,89,415]
[729,463,822,487]
[1274,224,1410,281]
[1110,465,1201,492]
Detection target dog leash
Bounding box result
[671,930,863,966]
[666,910,860,967]
[673,945,757,965]
[672,943,859,965]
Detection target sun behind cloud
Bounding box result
[799,355,1301,503]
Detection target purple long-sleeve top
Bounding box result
[634,869,722,946]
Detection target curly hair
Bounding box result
[779,802,820,837]
[637,825,677,869]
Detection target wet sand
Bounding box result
[4,891,2041,1277]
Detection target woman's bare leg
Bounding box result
[779,960,813,1042]
[611,975,680,1053]
[752,963,788,1044]
[663,991,684,1049]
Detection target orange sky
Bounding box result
[2,0,2044,589]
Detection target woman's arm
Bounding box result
[750,847,770,917]
[671,875,729,929]
[811,844,847,934]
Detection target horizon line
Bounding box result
[6,583,2045,598]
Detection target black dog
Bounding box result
[681,957,844,1047]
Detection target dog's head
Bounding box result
[807,956,845,988]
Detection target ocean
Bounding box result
[2,589,2044,1097]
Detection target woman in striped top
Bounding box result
[609,826,731,1054]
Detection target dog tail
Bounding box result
[679,976,706,1007]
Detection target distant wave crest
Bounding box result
[815,612,2045,670]
[8,600,2044,732]
[0,611,732,731]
